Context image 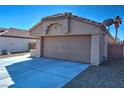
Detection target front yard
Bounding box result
[1,52,124,88]
[0,55,89,88]
[64,59,124,88]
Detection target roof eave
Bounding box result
[99,24,115,41]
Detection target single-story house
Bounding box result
[0,27,37,54]
[29,12,115,65]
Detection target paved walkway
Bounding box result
[0,54,89,88]
[0,52,29,59]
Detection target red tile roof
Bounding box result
[29,12,114,41]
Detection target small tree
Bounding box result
[1,50,8,55]
[114,16,122,42]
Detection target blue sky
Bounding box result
[0,5,124,40]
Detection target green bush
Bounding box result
[1,50,8,55]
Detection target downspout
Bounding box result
[40,36,43,57]
[64,13,71,34]
[68,14,71,33]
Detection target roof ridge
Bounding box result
[29,12,102,33]
[42,12,72,21]
[9,27,27,31]
[41,12,101,26]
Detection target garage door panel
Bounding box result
[43,36,91,63]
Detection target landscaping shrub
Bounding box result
[1,50,8,55]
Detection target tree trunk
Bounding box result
[115,28,118,42]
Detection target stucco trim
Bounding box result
[29,12,101,34]
[0,35,37,39]
[41,33,99,37]
[90,35,100,65]
[29,21,44,33]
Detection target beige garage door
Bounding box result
[43,35,91,63]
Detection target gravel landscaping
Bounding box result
[64,59,124,88]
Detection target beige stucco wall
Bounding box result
[30,37,41,57]
[104,37,108,60]
[70,19,99,35]
[0,37,36,54]
[30,18,100,37]
[30,18,69,36]
[99,29,105,62]
[103,34,112,60]
[70,19,103,65]
[90,34,100,65]
[30,18,110,65]
[96,26,115,62]
[103,31,115,60]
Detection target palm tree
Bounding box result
[114,16,122,42]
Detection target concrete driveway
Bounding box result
[0,54,89,88]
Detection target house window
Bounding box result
[29,42,36,49]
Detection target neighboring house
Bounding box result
[29,12,115,65]
[0,27,37,54]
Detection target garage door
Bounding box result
[43,35,91,63]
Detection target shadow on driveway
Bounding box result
[0,57,89,88]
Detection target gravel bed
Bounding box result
[64,59,124,88]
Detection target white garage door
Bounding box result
[43,35,91,63]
